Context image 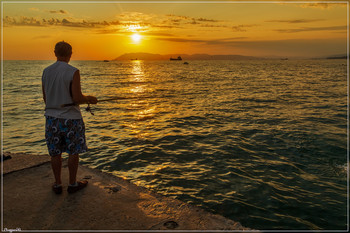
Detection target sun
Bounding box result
[131,33,142,43]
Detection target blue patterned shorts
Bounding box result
[45,116,88,157]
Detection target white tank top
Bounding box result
[42,61,82,119]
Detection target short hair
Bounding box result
[54,41,72,57]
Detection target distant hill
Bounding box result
[114,53,259,60]
[326,55,347,59]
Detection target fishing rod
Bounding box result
[61,97,131,108]
[61,96,153,115]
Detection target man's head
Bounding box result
[54,41,72,61]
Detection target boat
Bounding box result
[183,62,189,65]
[170,56,182,61]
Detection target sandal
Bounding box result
[52,184,63,194]
[67,180,88,194]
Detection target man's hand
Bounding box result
[87,96,98,104]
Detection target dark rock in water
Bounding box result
[163,220,179,229]
[105,185,121,193]
[110,187,120,192]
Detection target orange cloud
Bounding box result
[3,15,119,28]
[265,19,324,24]
[48,9,68,14]
[300,3,347,9]
[274,25,347,33]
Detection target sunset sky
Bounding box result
[2,1,348,60]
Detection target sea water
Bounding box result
[2,59,348,230]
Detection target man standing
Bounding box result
[42,41,97,194]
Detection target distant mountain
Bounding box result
[114,53,260,60]
[326,54,347,59]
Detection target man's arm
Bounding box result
[42,84,46,104]
[71,70,97,104]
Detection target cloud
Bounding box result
[4,15,119,28]
[159,14,242,32]
[151,24,182,29]
[156,36,248,45]
[275,25,347,33]
[4,16,44,27]
[4,13,157,35]
[165,14,192,21]
[48,10,68,14]
[95,12,229,34]
[164,14,223,27]
[3,12,253,36]
[109,12,184,32]
[197,18,221,23]
[61,18,118,28]
[232,24,259,32]
[299,3,347,9]
[265,19,324,24]
[95,28,121,34]
[119,12,153,20]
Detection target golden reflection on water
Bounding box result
[131,60,143,73]
[121,60,158,139]
[130,61,146,93]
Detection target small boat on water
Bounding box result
[170,56,182,61]
[184,62,189,65]
[103,60,110,62]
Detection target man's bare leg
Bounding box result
[68,154,79,185]
[51,154,62,185]
[67,153,88,193]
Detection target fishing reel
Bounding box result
[85,104,95,115]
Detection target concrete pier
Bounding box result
[2,152,253,231]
